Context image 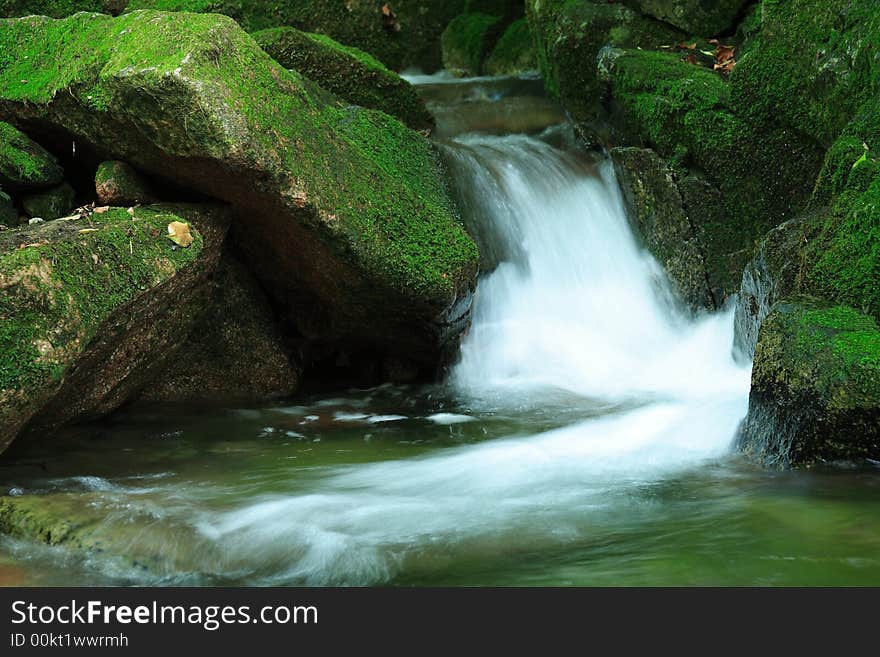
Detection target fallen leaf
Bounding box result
[78,228,100,234]
[678,42,697,51]
[93,206,110,214]
[166,221,193,248]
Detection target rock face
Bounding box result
[611,146,715,311]
[95,160,157,206]
[740,301,880,467]
[0,121,63,191]
[139,252,300,403]
[441,13,502,77]
[253,27,434,132]
[0,12,479,378]
[622,1,751,36]
[484,18,537,76]
[0,204,228,453]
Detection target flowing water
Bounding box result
[1,74,879,587]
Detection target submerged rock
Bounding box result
[0,121,63,192]
[253,27,433,132]
[21,182,75,221]
[612,147,716,311]
[0,204,228,453]
[740,301,880,467]
[441,12,503,77]
[139,252,300,403]
[0,12,478,375]
[95,161,157,207]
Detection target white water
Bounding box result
[184,133,752,584]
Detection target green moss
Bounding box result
[0,206,203,395]
[441,12,501,76]
[253,27,433,131]
[0,0,119,17]
[0,121,63,189]
[729,0,880,149]
[0,11,477,303]
[484,18,536,75]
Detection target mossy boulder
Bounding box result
[0,186,16,226]
[0,203,228,453]
[740,301,880,467]
[124,0,469,72]
[441,12,502,77]
[0,0,125,17]
[600,47,823,301]
[526,0,682,125]
[95,160,157,206]
[0,12,479,373]
[612,146,715,311]
[253,27,433,132]
[729,0,880,152]
[0,121,63,191]
[139,252,300,403]
[484,18,537,76]
[21,181,75,220]
[622,1,752,36]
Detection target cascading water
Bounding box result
[175,132,753,584]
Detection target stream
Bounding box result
[1,73,879,587]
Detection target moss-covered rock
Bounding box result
[484,18,537,76]
[601,47,823,300]
[0,121,63,191]
[622,0,752,36]
[0,186,16,226]
[0,203,228,453]
[139,252,300,403]
[0,12,478,373]
[612,146,715,311]
[0,0,124,17]
[526,0,683,125]
[729,0,880,151]
[21,181,75,220]
[253,27,433,132]
[740,300,880,467]
[95,160,157,206]
[126,0,469,72]
[441,12,502,77]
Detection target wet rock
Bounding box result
[740,300,880,467]
[612,146,715,312]
[0,121,63,192]
[622,1,751,36]
[94,160,157,206]
[527,0,683,125]
[0,203,229,453]
[253,27,434,132]
[484,18,537,76]
[139,252,300,404]
[21,182,75,221]
[0,12,478,376]
[442,13,503,77]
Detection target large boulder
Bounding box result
[0,204,228,453]
[0,12,479,376]
[0,121,63,191]
[253,27,433,132]
[622,1,752,36]
[611,146,715,311]
[739,301,880,467]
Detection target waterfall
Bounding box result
[188,132,752,585]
